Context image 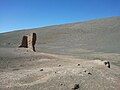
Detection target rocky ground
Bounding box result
[0,17,120,90]
[0,48,120,90]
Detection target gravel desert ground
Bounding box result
[0,17,120,90]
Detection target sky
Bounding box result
[0,0,120,33]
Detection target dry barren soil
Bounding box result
[0,17,120,90]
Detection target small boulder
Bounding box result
[40,68,43,71]
[83,70,86,72]
[94,60,110,68]
[72,84,80,90]
[58,65,61,67]
[104,61,110,68]
[88,72,92,75]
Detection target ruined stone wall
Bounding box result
[19,36,28,48]
[32,33,37,52]
[19,33,37,52]
[27,34,33,50]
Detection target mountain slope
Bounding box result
[0,17,120,90]
[0,17,120,54]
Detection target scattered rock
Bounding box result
[60,83,63,86]
[72,84,80,90]
[94,60,110,68]
[83,70,86,72]
[40,68,43,71]
[60,83,65,86]
[58,65,61,67]
[88,72,92,75]
[104,61,110,68]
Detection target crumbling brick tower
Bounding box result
[19,33,37,52]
